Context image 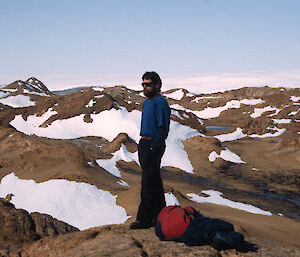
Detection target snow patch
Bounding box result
[92,87,104,92]
[188,190,272,216]
[272,119,292,124]
[171,110,184,120]
[191,96,221,103]
[290,96,300,102]
[0,91,10,98]
[191,99,264,119]
[208,148,245,164]
[96,144,138,177]
[85,99,95,108]
[0,173,130,230]
[117,180,129,187]
[0,95,36,108]
[249,128,286,138]
[165,192,180,206]
[250,106,281,118]
[214,128,246,142]
[23,89,50,97]
[164,89,184,100]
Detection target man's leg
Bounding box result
[152,144,166,221]
[135,139,157,226]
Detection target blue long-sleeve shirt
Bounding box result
[140,94,171,149]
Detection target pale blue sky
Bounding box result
[1,0,300,90]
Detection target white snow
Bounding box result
[87,161,94,167]
[191,99,264,119]
[250,106,281,118]
[191,96,221,103]
[214,128,246,142]
[272,119,292,124]
[85,99,95,108]
[10,107,199,173]
[165,192,180,206]
[208,148,245,164]
[171,110,184,120]
[249,128,286,138]
[0,91,10,98]
[289,110,299,116]
[162,121,200,173]
[0,88,18,93]
[214,126,286,142]
[186,93,194,97]
[188,190,272,216]
[170,104,185,111]
[290,96,300,102]
[11,108,57,132]
[0,95,36,108]
[117,180,129,187]
[92,87,104,92]
[23,89,50,97]
[94,95,105,99]
[164,89,185,100]
[26,83,42,92]
[0,173,130,230]
[96,144,138,177]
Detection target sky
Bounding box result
[1,0,300,92]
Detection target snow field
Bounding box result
[188,190,272,216]
[0,173,130,230]
[0,95,36,108]
[10,106,200,173]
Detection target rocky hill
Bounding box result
[0,78,299,256]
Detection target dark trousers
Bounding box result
[136,139,166,225]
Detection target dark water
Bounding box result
[206,126,231,130]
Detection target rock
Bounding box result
[102,133,138,153]
[30,212,79,238]
[0,198,79,256]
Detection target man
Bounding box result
[130,71,171,229]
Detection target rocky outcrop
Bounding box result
[9,224,300,257]
[101,133,138,153]
[0,198,78,256]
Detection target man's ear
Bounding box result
[155,84,159,90]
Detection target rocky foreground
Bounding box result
[1,198,300,257]
[0,78,299,256]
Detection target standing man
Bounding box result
[130,71,171,229]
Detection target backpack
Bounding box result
[155,205,202,240]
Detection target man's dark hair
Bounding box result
[142,71,162,91]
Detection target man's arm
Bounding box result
[150,126,168,150]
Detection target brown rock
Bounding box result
[0,198,78,256]
[102,133,138,153]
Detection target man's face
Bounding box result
[142,79,158,98]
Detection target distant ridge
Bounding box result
[52,86,87,95]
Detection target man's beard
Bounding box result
[143,88,157,98]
